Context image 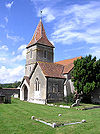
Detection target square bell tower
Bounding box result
[25,19,54,76]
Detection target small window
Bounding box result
[30,50,32,58]
[30,67,31,72]
[44,50,47,58]
[35,78,39,91]
[53,84,58,93]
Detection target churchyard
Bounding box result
[0,98,100,134]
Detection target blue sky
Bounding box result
[0,0,100,83]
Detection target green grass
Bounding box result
[0,98,100,134]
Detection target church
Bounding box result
[20,19,81,104]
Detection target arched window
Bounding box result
[35,78,39,91]
[30,50,32,58]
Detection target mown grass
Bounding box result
[0,98,100,134]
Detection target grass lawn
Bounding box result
[0,98,100,134]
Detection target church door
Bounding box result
[24,85,28,101]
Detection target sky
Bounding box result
[0,0,100,83]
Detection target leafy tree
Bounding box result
[0,81,21,88]
[71,55,100,94]
[0,84,2,89]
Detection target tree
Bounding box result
[0,81,21,88]
[71,55,100,94]
[0,84,2,89]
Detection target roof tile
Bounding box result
[27,19,54,48]
[55,56,82,74]
[38,62,65,79]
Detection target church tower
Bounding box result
[25,19,54,76]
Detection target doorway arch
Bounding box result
[23,85,28,101]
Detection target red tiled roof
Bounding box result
[38,62,65,79]
[27,19,54,48]
[55,56,82,74]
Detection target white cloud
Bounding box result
[18,44,26,51]
[51,2,100,45]
[0,45,8,51]
[12,49,26,62]
[7,33,24,42]
[89,46,100,60]
[0,24,5,28]
[50,40,54,46]
[64,47,84,52]
[12,51,15,55]
[4,17,8,23]
[5,1,14,9]
[0,58,6,62]
[38,8,55,22]
[11,44,27,62]
[0,65,24,83]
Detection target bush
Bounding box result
[0,86,2,89]
[65,93,74,104]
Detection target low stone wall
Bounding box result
[0,88,20,103]
[0,88,20,98]
[91,87,100,104]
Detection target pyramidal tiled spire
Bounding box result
[27,19,54,48]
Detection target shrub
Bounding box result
[65,93,74,104]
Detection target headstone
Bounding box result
[52,123,57,128]
[58,114,62,116]
[71,103,77,107]
[82,119,86,123]
[72,99,80,107]
[5,95,11,103]
[0,95,5,103]
[76,99,80,106]
[31,116,35,120]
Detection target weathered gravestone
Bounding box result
[5,95,11,103]
[0,95,5,103]
[71,99,80,107]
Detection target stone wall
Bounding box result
[37,44,54,63]
[0,88,20,97]
[91,87,100,104]
[29,64,47,104]
[47,78,65,102]
[25,44,54,77]
[64,71,75,97]
[25,45,37,76]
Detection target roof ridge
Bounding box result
[55,56,82,63]
[38,61,64,66]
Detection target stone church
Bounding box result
[20,19,81,104]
